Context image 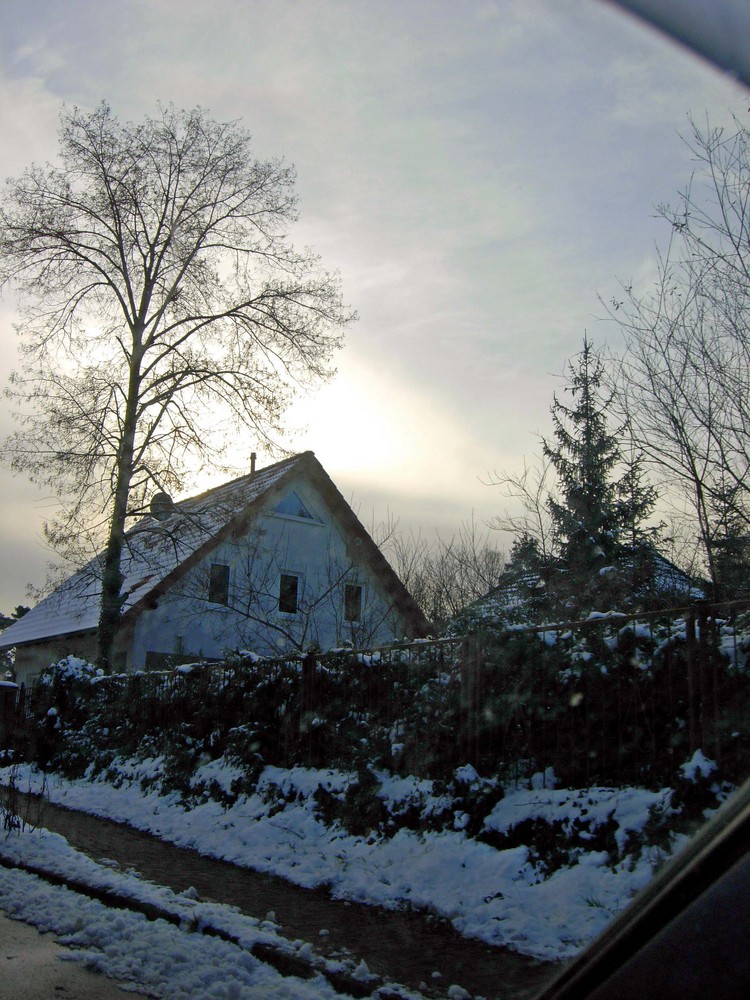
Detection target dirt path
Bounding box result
[20,795,557,1000]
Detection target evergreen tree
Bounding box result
[709,484,750,601]
[502,532,552,619]
[0,605,29,677]
[542,338,658,612]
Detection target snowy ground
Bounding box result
[0,847,380,999]
[0,756,692,973]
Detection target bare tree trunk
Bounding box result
[97,351,141,670]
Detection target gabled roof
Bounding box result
[0,452,428,651]
[471,549,705,621]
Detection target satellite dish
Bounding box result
[150,491,175,521]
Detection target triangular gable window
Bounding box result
[275,491,315,520]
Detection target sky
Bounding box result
[0,0,746,610]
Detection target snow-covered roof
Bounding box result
[0,453,307,649]
[473,550,705,620]
[0,451,430,652]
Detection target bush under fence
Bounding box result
[13,600,750,787]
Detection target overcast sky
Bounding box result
[0,0,746,609]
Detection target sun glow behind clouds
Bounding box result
[287,353,472,488]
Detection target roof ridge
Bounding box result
[173,451,314,508]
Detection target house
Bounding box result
[0,452,429,685]
[451,548,706,633]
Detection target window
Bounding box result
[279,573,299,614]
[208,563,230,605]
[344,583,363,622]
[275,491,315,519]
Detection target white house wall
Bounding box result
[128,476,406,668]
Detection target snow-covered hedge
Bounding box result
[23,613,750,790]
[0,748,732,963]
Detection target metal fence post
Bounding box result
[686,609,699,753]
[459,636,480,765]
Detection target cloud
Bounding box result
[0,0,745,607]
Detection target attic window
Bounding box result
[208,563,230,605]
[279,573,299,614]
[275,492,314,519]
[344,584,363,622]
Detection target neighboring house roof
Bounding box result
[467,550,705,622]
[0,452,428,651]
[649,553,707,601]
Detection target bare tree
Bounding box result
[606,116,750,595]
[385,517,505,628]
[0,103,352,666]
[485,457,556,567]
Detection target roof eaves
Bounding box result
[0,621,96,651]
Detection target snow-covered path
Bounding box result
[0,756,690,996]
[3,794,549,1000]
[0,858,363,1000]
[0,760,669,959]
[0,908,154,1000]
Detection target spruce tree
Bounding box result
[503,532,551,619]
[709,484,750,601]
[542,338,658,612]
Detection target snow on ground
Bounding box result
[0,839,358,999]
[0,759,676,962]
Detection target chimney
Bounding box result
[250,452,257,479]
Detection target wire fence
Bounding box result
[4,599,750,787]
